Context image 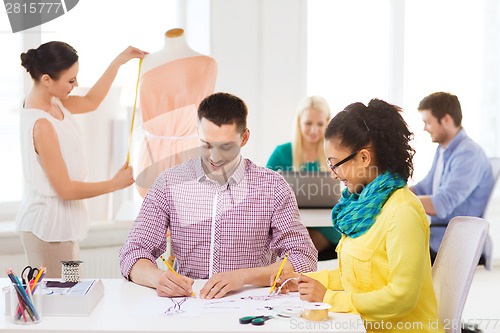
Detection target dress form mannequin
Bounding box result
[140,28,201,74]
[136,28,217,197]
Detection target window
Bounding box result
[308,0,500,183]
[307,0,390,112]
[403,0,496,179]
[0,16,23,206]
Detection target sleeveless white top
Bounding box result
[16,98,89,242]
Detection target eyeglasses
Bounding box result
[326,151,358,177]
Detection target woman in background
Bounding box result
[276,99,443,333]
[17,41,146,277]
[267,96,341,258]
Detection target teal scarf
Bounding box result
[331,172,406,238]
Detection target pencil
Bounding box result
[31,266,45,289]
[7,269,27,322]
[269,253,289,295]
[159,255,195,297]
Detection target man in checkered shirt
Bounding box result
[119,92,318,299]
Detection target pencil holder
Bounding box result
[10,283,42,324]
[61,260,83,282]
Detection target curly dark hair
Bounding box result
[324,99,415,181]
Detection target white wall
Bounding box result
[210,0,307,166]
[74,87,125,221]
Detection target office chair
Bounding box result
[481,157,500,270]
[432,216,489,333]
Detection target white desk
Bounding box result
[1,279,365,333]
[299,209,332,227]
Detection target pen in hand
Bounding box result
[269,253,289,296]
[159,255,195,297]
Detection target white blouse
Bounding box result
[16,98,89,242]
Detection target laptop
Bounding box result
[280,171,341,209]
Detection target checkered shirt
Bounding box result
[119,157,318,279]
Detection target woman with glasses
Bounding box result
[275,99,443,332]
[266,96,341,259]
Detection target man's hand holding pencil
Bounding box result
[269,254,299,295]
[155,255,195,298]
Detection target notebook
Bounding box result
[280,171,341,209]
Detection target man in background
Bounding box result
[411,92,494,263]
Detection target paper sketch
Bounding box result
[164,297,188,316]
[134,283,306,318]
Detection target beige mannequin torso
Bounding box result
[135,28,218,197]
[140,28,202,76]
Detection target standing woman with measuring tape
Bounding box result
[16,41,146,278]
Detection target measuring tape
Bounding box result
[274,302,331,321]
[274,305,303,319]
[126,58,143,166]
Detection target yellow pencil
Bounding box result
[31,266,45,288]
[269,253,289,295]
[159,255,195,297]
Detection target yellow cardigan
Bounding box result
[307,187,444,333]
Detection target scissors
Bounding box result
[21,265,40,285]
[239,315,273,326]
